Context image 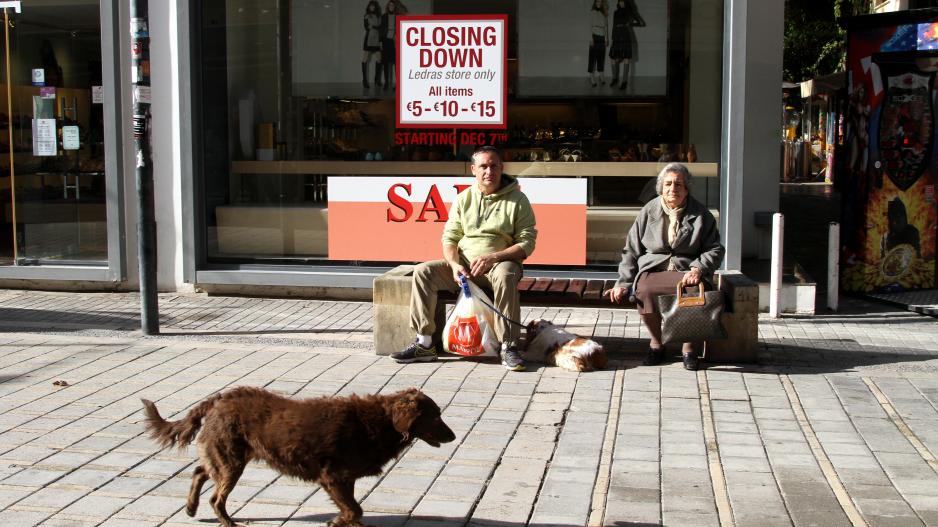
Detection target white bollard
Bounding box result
[769,213,784,318]
[828,222,839,311]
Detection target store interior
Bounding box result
[198,0,724,266]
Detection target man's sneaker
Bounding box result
[501,345,525,372]
[391,340,438,363]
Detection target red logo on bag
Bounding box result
[447,315,484,355]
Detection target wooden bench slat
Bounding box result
[517,277,535,292]
[547,278,569,293]
[582,279,605,300]
[564,279,587,300]
[529,277,553,292]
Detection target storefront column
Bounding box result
[139,0,190,291]
[720,0,784,269]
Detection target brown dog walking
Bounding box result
[141,386,455,527]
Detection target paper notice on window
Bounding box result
[92,86,103,104]
[32,96,54,119]
[33,118,57,156]
[63,126,80,150]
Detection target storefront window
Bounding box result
[197,0,723,267]
[0,1,107,266]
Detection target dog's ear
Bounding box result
[592,345,608,370]
[390,390,422,441]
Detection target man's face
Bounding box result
[471,152,502,195]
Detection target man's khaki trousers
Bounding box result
[410,259,522,346]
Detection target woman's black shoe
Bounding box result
[683,353,699,371]
[643,348,663,366]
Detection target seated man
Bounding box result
[391,146,537,371]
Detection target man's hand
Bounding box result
[603,286,629,304]
[450,262,470,285]
[469,253,499,278]
[682,268,702,287]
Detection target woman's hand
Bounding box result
[681,268,702,286]
[603,286,629,304]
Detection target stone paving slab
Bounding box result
[0,290,937,526]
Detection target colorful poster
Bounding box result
[396,15,507,128]
[841,20,938,292]
[327,177,585,264]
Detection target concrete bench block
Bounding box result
[707,271,759,363]
[373,265,420,356]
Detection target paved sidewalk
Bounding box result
[0,289,937,526]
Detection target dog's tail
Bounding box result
[141,393,223,450]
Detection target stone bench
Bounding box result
[373,264,759,363]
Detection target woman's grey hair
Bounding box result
[655,162,693,196]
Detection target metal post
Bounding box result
[769,213,784,318]
[131,0,158,334]
[827,222,839,312]
[2,2,20,265]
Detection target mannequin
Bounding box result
[379,0,408,90]
[609,0,644,90]
[362,0,382,89]
[587,0,609,87]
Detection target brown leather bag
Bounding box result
[657,283,727,344]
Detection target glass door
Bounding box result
[0,0,107,266]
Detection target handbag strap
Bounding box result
[676,283,706,307]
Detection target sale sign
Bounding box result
[397,15,507,129]
[328,177,586,265]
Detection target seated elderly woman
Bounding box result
[604,162,725,370]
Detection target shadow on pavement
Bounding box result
[235,512,625,526]
[784,312,932,325]
[592,333,937,373]
[0,307,372,335]
[716,339,936,374]
[157,328,373,336]
[0,307,139,330]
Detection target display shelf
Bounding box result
[230,160,718,178]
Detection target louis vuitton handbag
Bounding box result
[657,283,727,344]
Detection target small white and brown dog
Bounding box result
[523,319,607,372]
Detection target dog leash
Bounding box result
[475,296,528,329]
[456,273,528,329]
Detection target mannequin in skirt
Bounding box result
[609,0,644,89]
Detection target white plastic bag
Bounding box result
[442,275,500,357]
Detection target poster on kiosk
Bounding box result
[840,15,938,293]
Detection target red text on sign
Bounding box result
[386,183,473,223]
